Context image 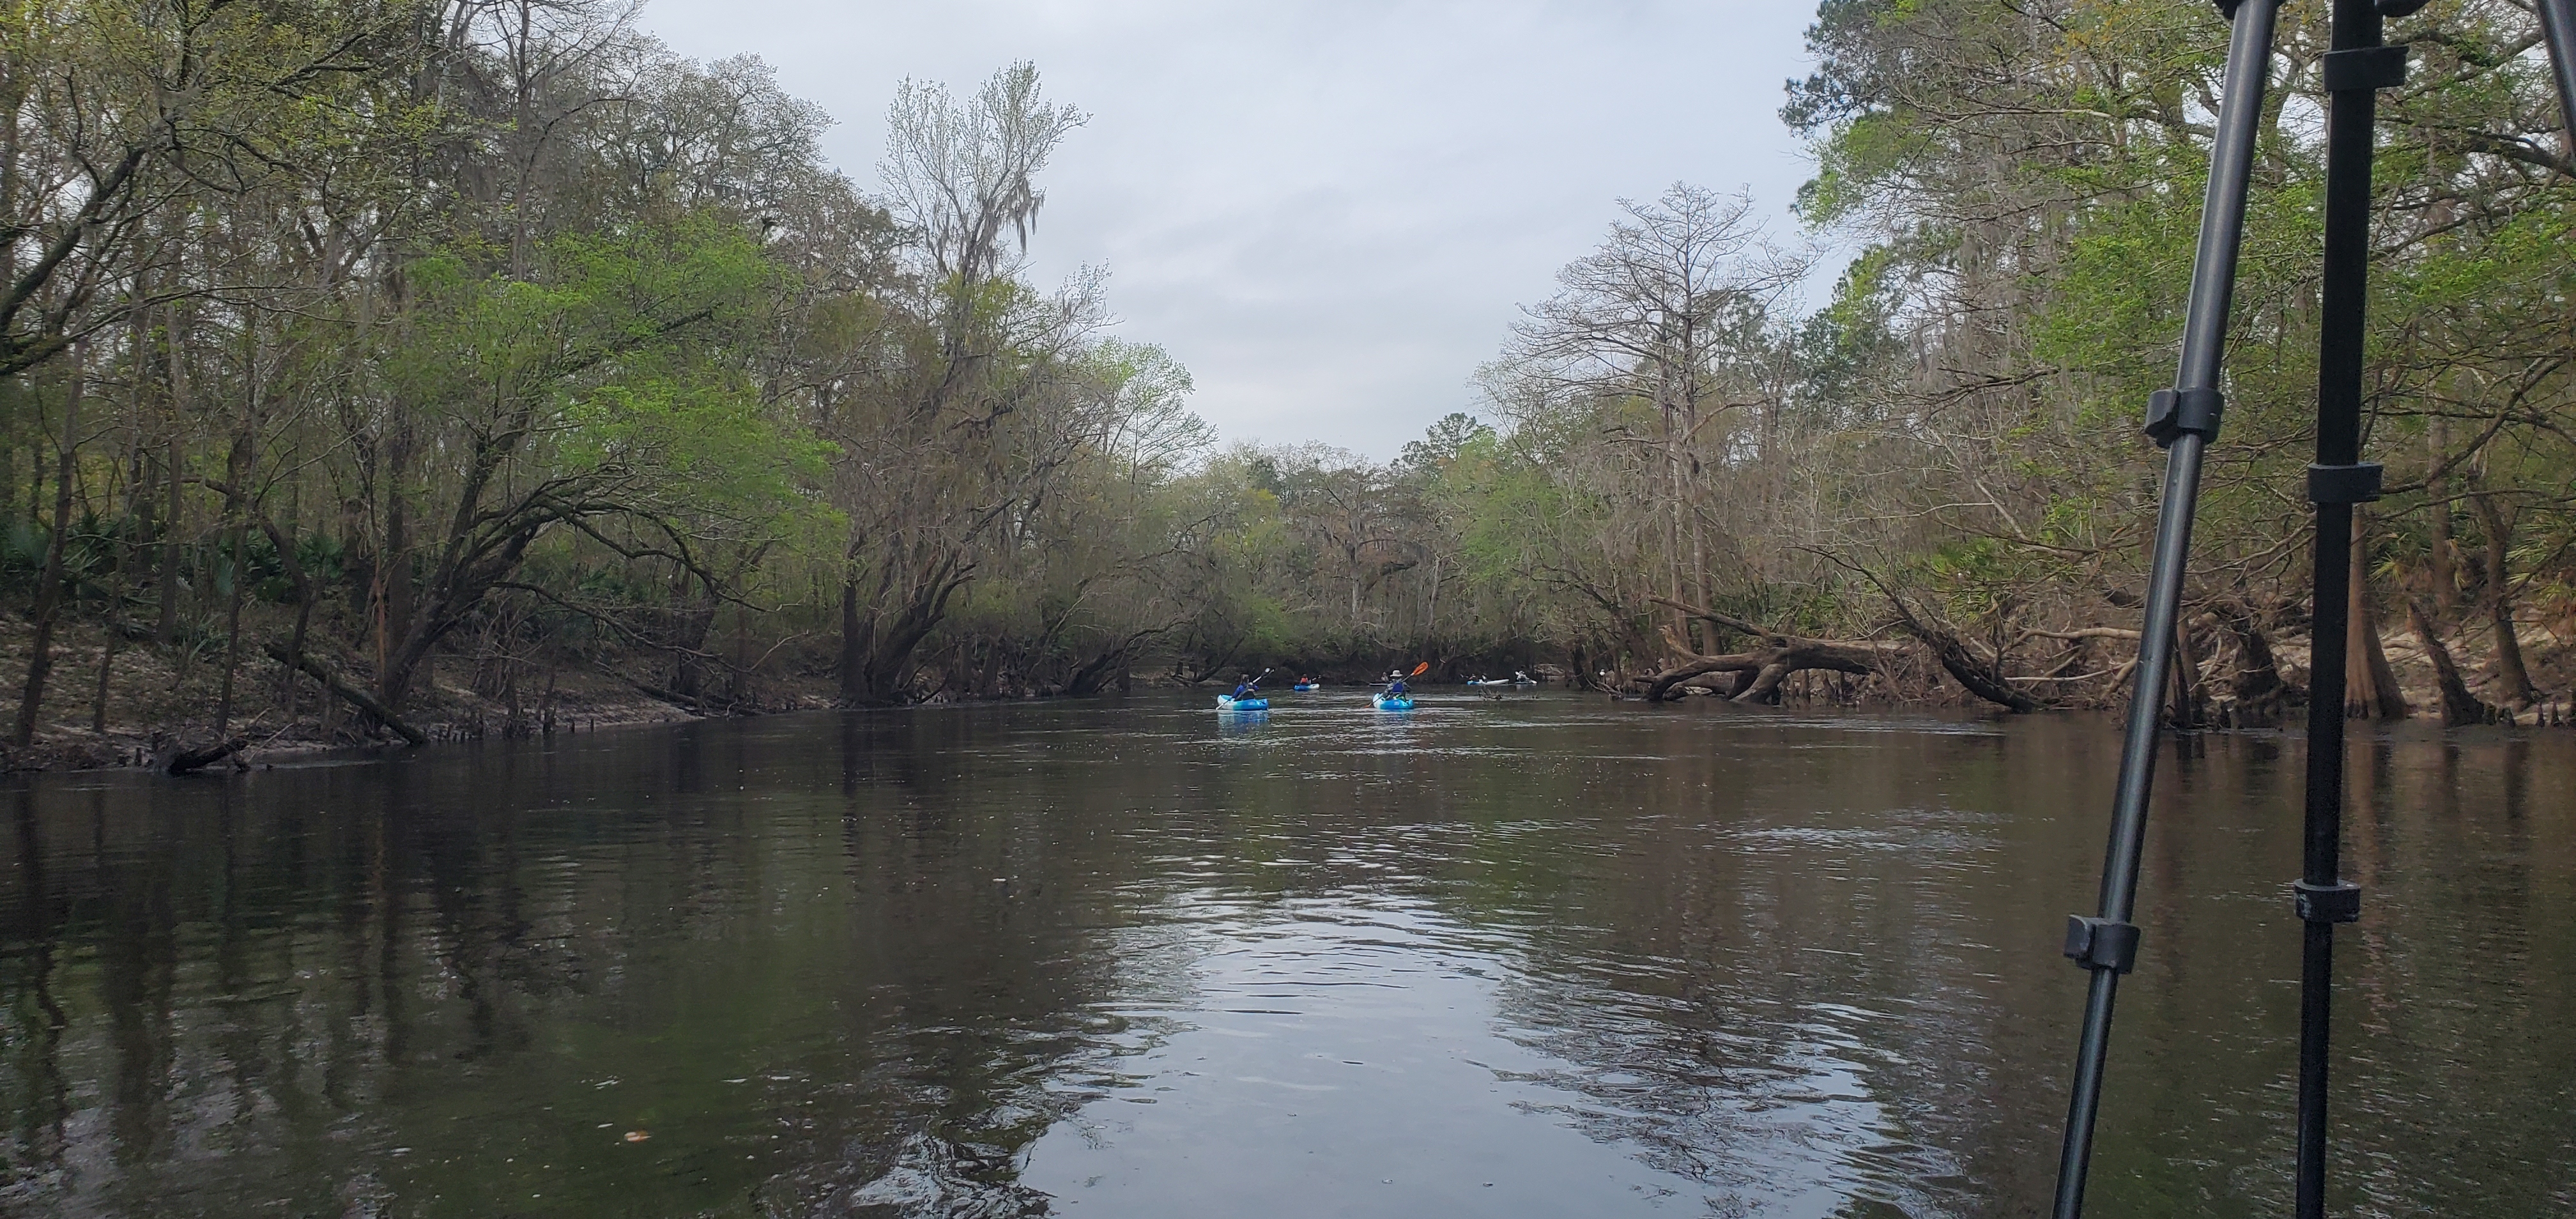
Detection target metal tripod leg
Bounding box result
[2296,1,2418,1215]
[2540,0,2576,154]
[2048,3,2281,1216]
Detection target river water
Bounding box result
[0,692,2569,1218]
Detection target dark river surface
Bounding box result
[0,691,2571,1218]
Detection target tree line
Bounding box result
[3,0,2571,764]
[1369,0,2576,724]
[0,0,1255,758]
[1736,0,2575,724]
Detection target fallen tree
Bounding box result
[1788,550,2051,713]
[263,643,430,747]
[151,735,249,776]
[1642,600,1906,703]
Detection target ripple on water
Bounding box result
[0,693,2568,1218]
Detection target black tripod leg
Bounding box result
[2048,3,2281,1216]
[2540,0,2576,146]
[2297,0,2411,1215]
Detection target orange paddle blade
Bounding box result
[1409,661,1429,676]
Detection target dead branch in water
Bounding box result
[1790,550,2047,713]
[263,643,429,746]
[1641,604,1905,704]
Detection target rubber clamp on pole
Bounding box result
[2306,462,2383,504]
[2064,916,2143,973]
[2145,387,2225,448]
[2294,880,2363,924]
[2322,45,2409,92]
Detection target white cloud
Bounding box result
[639,0,1823,457]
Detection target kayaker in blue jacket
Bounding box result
[1232,677,1260,700]
[1384,670,1409,696]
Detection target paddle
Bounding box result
[1377,661,1429,688]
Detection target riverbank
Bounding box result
[1621,620,2575,728]
[4,614,2568,774]
[0,615,792,774]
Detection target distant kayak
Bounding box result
[1291,683,1319,692]
[1216,695,1269,712]
[1372,693,1414,711]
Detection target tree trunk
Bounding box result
[858,573,967,704]
[155,327,187,641]
[372,466,411,705]
[1688,513,1708,652]
[1065,638,1144,698]
[2427,416,2455,623]
[13,350,83,747]
[1666,447,1687,643]
[2212,600,2292,724]
[1850,584,2044,713]
[264,641,427,745]
[2163,617,2207,728]
[261,518,317,714]
[2345,514,2409,719]
[1914,618,2044,713]
[1422,555,1441,645]
[838,578,864,704]
[153,735,247,776]
[1643,624,1894,705]
[215,526,248,733]
[666,571,721,703]
[91,631,116,733]
[730,595,749,709]
[2407,599,2485,727]
[2468,491,2536,708]
[214,424,254,734]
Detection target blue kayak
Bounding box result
[1372,693,1414,711]
[1216,695,1270,712]
[1291,683,1319,692]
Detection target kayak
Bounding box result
[1291,683,1319,692]
[1372,693,1414,711]
[1216,695,1269,712]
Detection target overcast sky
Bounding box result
[638,0,1827,459]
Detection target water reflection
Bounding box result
[0,698,2568,1217]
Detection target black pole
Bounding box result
[2540,0,2576,144]
[2295,0,2411,1215]
[2048,4,2281,1216]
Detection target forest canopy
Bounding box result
[1,0,2571,762]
